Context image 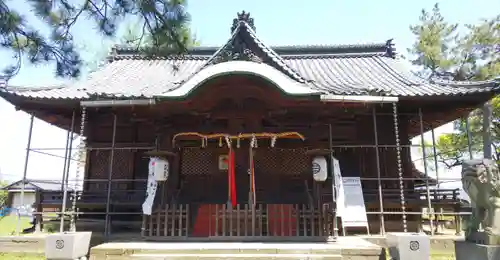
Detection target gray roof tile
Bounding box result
[3,179,74,191]
[1,17,499,100]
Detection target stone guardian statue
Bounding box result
[461,158,500,245]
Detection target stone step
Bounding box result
[109,253,343,260]
[90,244,343,256]
[89,237,383,260]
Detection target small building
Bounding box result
[2,179,64,214]
[0,12,498,239]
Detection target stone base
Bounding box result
[467,231,500,245]
[455,240,500,260]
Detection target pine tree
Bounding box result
[408,3,500,168]
[0,0,191,79]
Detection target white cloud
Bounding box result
[0,99,79,184]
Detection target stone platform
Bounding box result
[89,237,384,260]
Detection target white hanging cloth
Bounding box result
[142,157,159,215]
[332,156,345,217]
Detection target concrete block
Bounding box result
[386,232,430,260]
[45,232,92,260]
[455,240,500,260]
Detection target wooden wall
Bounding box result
[82,111,415,197]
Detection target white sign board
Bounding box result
[332,157,344,215]
[338,177,368,228]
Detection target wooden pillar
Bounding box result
[159,130,175,206]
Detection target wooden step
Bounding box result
[124,253,343,259]
[90,238,383,259]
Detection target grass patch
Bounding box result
[0,216,32,236]
[0,253,44,260]
[430,249,456,259]
[385,248,454,260]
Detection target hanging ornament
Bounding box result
[271,136,277,147]
[225,135,231,148]
[219,137,223,147]
[250,135,257,148]
[237,135,241,148]
[312,156,328,182]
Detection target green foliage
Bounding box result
[408,3,500,168]
[83,17,198,74]
[0,180,7,207]
[408,3,499,81]
[0,0,191,79]
[434,99,499,167]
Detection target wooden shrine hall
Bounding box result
[1,11,499,240]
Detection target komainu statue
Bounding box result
[461,159,500,244]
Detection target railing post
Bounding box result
[60,110,75,232]
[419,108,434,235]
[372,106,385,235]
[16,114,34,236]
[104,114,117,237]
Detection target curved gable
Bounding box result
[157,61,320,99]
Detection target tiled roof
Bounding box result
[1,13,499,101]
[3,179,74,191]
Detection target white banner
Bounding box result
[339,177,368,227]
[142,158,159,215]
[332,157,344,216]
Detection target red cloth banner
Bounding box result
[228,149,237,208]
[250,148,256,207]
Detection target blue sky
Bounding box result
[0,0,499,186]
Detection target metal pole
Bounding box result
[104,114,117,236]
[372,107,385,235]
[60,111,76,232]
[70,106,87,232]
[60,128,71,192]
[419,108,434,235]
[482,102,493,159]
[328,123,339,238]
[430,128,440,187]
[64,116,76,188]
[16,114,34,235]
[465,117,473,159]
[392,102,407,232]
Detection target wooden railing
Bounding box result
[40,190,145,208]
[40,188,462,213]
[142,203,334,239]
[417,188,461,203]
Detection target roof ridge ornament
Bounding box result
[385,39,396,58]
[231,11,255,33]
[0,77,7,88]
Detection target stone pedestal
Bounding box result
[455,240,500,260]
[386,232,430,260]
[45,232,92,260]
